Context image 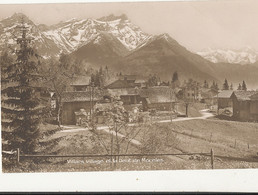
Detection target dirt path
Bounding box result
[60,109,214,133]
[158,109,214,123]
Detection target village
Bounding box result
[47,73,258,126]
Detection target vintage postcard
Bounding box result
[0,0,258,189]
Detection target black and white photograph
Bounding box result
[1,0,258,176]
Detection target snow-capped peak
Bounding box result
[97,14,128,22]
[42,14,151,52]
[0,13,153,58]
[197,47,258,65]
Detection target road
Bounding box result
[158,109,214,123]
[59,109,214,146]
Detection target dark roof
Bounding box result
[231,91,258,101]
[107,88,139,96]
[139,86,176,103]
[201,88,218,98]
[70,76,91,86]
[217,90,234,98]
[118,75,137,81]
[105,79,131,89]
[61,91,103,103]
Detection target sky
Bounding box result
[0,0,258,52]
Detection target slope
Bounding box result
[70,32,129,68]
[113,34,219,83]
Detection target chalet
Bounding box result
[200,88,218,105]
[180,87,201,102]
[70,76,91,91]
[61,91,103,125]
[106,75,147,89]
[230,91,258,121]
[134,79,147,88]
[118,74,137,85]
[105,79,132,89]
[217,90,233,110]
[106,88,143,111]
[139,86,177,111]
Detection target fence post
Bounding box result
[17,148,20,163]
[211,148,214,169]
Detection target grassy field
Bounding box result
[3,113,258,172]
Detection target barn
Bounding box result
[106,88,143,111]
[61,91,103,125]
[139,86,177,111]
[230,91,258,121]
[69,76,91,91]
[217,90,233,110]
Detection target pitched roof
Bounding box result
[139,86,176,103]
[232,91,258,101]
[118,75,137,81]
[70,76,91,86]
[107,88,139,96]
[105,79,131,89]
[217,90,234,98]
[61,91,103,103]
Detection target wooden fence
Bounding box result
[15,148,215,169]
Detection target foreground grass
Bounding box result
[3,118,258,172]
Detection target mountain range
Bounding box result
[1,13,258,89]
[197,47,258,65]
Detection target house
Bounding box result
[106,75,147,89]
[106,88,143,111]
[134,79,147,88]
[105,79,132,89]
[181,87,202,102]
[70,76,91,91]
[217,90,234,110]
[118,74,137,85]
[230,91,258,121]
[61,91,103,125]
[200,88,218,105]
[139,86,177,111]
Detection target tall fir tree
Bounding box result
[230,83,233,90]
[210,81,219,92]
[242,80,247,91]
[237,83,242,90]
[215,83,219,90]
[171,71,180,88]
[223,79,229,90]
[172,71,178,83]
[1,20,42,153]
[203,80,209,88]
